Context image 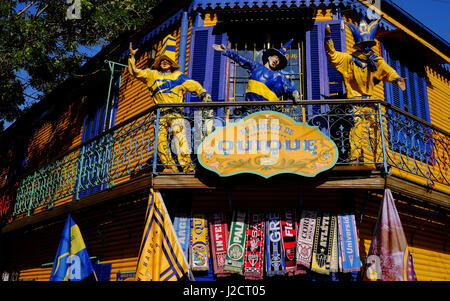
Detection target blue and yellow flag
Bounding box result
[49,214,94,281]
[135,189,189,281]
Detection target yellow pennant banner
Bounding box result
[135,189,188,281]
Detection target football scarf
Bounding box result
[311,212,332,275]
[338,213,361,273]
[190,213,210,271]
[174,214,191,259]
[296,210,317,269]
[281,209,297,276]
[243,212,265,280]
[330,215,339,273]
[209,212,231,277]
[224,210,247,274]
[265,212,285,276]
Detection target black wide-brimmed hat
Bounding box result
[261,39,293,71]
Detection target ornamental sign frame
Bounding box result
[197,111,338,178]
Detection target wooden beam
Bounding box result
[386,175,450,209]
[153,173,385,190]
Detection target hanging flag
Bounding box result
[265,212,285,276]
[364,189,417,281]
[209,212,231,277]
[135,189,189,281]
[243,212,265,280]
[295,210,317,271]
[190,213,210,271]
[281,209,297,276]
[337,213,361,273]
[174,213,191,260]
[49,214,94,281]
[311,212,332,275]
[224,210,247,274]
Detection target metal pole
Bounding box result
[103,61,115,131]
[378,103,388,174]
[152,109,161,175]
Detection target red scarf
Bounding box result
[243,212,265,280]
[209,212,231,277]
[281,209,297,276]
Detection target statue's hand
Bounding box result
[129,42,139,56]
[397,77,407,91]
[212,44,226,52]
[325,25,331,37]
[292,90,301,104]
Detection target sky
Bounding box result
[390,0,450,43]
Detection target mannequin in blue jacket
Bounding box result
[212,41,300,104]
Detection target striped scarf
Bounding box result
[244,212,265,280]
[311,212,333,275]
[338,213,361,273]
[265,212,285,276]
[296,210,317,270]
[281,209,297,276]
[190,213,210,271]
[330,215,339,273]
[209,212,231,277]
[224,210,247,274]
[174,214,191,260]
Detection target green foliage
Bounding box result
[0,0,162,131]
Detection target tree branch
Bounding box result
[35,4,48,18]
[17,1,36,16]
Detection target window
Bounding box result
[227,40,303,102]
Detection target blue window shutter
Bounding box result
[417,72,430,122]
[306,21,346,100]
[326,22,346,97]
[382,42,430,123]
[382,47,403,109]
[211,32,227,102]
[187,28,210,102]
[187,27,227,103]
[306,20,346,127]
[306,24,323,101]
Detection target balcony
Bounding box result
[4,99,449,225]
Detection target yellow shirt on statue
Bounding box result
[128,56,206,104]
[324,39,401,98]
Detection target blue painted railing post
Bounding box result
[178,10,189,73]
[378,102,389,174]
[74,146,86,200]
[152,108,161,175]
[104,61,115,131]
[27,172,37,216]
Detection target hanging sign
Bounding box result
[197,111,338,178]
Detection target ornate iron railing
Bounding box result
[11,99,449,216]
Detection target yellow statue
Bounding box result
[128,36,211,173]
[324,18,406,162]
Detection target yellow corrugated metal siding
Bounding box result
[426,65,450,133]
[25,99,85,173]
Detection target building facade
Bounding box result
[0,0,449,281]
